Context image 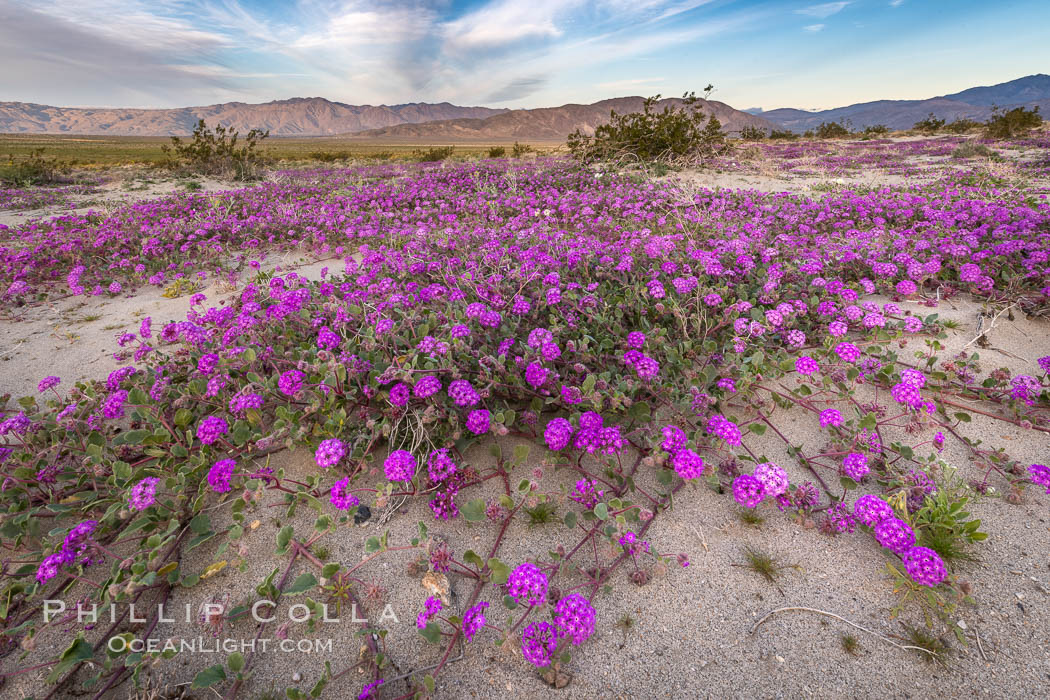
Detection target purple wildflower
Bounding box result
[330,477,359,511]
[129,477,160,512]
[384,450,416,482]
[554,594,596,645]
[732,474,765,508]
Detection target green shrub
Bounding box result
[567,90,728,165]
[860,124,889,137]
[740,125,767,141]
[768,129,800,140]
[950,142,995,159]
[511,142,534,157]
[161,119,270,180]
[414,146,455,162]
[307,150,352,163]
[488,146,506,158]
[0,148,72,186]
[983,106,1042,138]
[944,118,980,134]
[814,121,851,139]
[914,113,946,134]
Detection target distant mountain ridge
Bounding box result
[0,95,774,140]
[351,97,775,140]
[759,74,1050,132]
[0,98,508,136]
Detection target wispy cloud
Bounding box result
[596,77,667,90]
[796,2,850,19]
[486,76,548,102]
[442,0,572,51]
[5,0,1036,112]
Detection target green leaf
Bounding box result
[45,635,94,683]
[563,512,577,530]
[461,498,487,522]
[191,665,227,689]
[122,429,151,445]
[276,525,294,555]
[839,476,858,491]
[418,621,441,645]
[954,412,971,423]
[748,423,766,436]
[628,401,651,421]
[364,536,381,553]
[581,374,596,394]
[463,550,484,569]
[594,503,609,520]
[227,652,244,673]
[512,444,530,466]
[174,408,194,428]
[283,573,318,596]
[487,557,510,584]
[189,513,211,534]
[503,594,519,610]
[424,674,436,693]
[321,563,340,579]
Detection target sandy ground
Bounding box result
[0,253,337,401]
[1,164,1049,699]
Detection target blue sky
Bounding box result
[1,0,1047,110]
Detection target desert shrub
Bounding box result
[768,129,800,140]
[814,121,851,139]
[0,148,72,186]
[950,142,995,159]
[983,106,1042,138]
[567,90,728,164]
[740,125,767,141]
[511,141,534,157]
[861,124,890,137]
[415,145,455,162]
[488,146,506,158]
[914,113,947,134]
[161,119,270,180]
[945,118,980,134]
[307,150,353,163]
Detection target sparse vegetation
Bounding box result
[488,146,506,158]
[0,148,73,186]
[951,142,996,159]
[945,118,981,134]
[161,119,270,180]
[860,124,890,137]
[567,88,729,165]
[814,121,851,139]
[511,141,534,157]
[900,625,953,665]
[738,508,765,527]
[840,633,861,655]
[768,129,800,140]
[734,546,798,592]
[983,106,1042,138]
[740,125,767,140]
[914,113,947,134]
[414,145,455,162]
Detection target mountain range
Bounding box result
[2,75,1043,139]
[0,98,508,136]
[350,97,774,140]
[0,96,772,139]
[754,74,1050,132]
